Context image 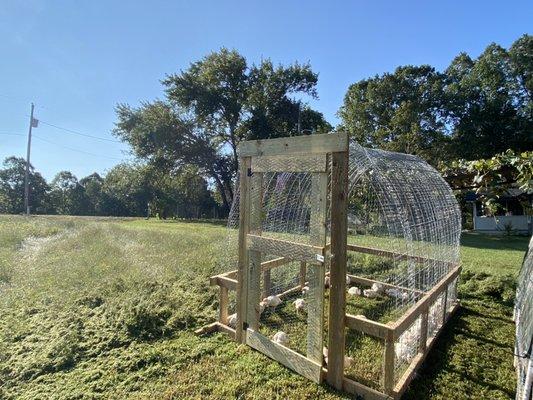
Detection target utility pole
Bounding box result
[24,103,35,215]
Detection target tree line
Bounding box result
[0,157,219,218]
[1,34,531,217]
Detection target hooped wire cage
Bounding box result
[198,133,462,399]
[515,235,533,400]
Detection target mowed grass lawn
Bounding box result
[0,215,529,399]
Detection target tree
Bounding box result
[79,173,104,215]
[114,48,331,212]
[338,65,449,165]
[339,35,533,164]
[0,157,51,214]
[49,171,89,215]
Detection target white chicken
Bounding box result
[348,286,361,296]
[371,282,384,294]
[264,295,282,307]
[324,276,330,288]
[227,313,237,328]
[301,286,310,295]
[363,288,379,298]
[272,331,289,346]
[258,300,268,314]
[293,298,306,314]
[322,347,354,368]
[346,275,351,285]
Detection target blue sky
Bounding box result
[0,1,531,181]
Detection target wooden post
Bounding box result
[247,172,263,330]
[299,261,306,289]
[307,172,328,366]
[262,270,271,299]
[219,286,229,324]
[236,157,251,343]
[442,285,448,324]
[383,332,395,395]
[419,307,428,353]
[327,149,349,390]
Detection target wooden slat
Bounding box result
[347,244,455,267]
[238,132,348,157]
[247,234,324,264]
[393,303,459,399]
[342,377,393,400]
[392,265,461,340]
[345,314,392,340]
[194,322,236,339]
[307,172,328,364]
[219,286,229,324]
[252,154,327,173]
[246,329,322,383]
[236,156,251,343]
[327,150,349,390]
[299,261,306,289]
[210,275,237,291]
[347,274,425,295]
[261,257,289,271]
[418,306,429,353]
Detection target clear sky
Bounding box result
[1,1,531,181]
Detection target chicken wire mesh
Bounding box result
[515,235,533,400]
[221,138,461,378]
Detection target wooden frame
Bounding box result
[197,132,461,400]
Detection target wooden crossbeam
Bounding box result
[247,234,324,265]
[345,314,392,340]
[252,154,327,173]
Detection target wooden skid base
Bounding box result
[194,322,236,339]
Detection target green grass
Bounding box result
[0,215,529,399]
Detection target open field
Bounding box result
[0,215,529,399]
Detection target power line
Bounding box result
[38,120,122,143]
[0,132,25,137]
[32,134,123,161]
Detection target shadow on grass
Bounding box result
[403,301,516,400]
[461,232,529,251]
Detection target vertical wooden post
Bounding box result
[219,286,229,324]
[442,285,448,324]
[419,307,428,353]
[327,149,349,390]
[261,270,271,299]
[383,332,395,395]
[307,172,328,366]
[236,157,251,343]
[247,172,263,330]
[299,261,306,289]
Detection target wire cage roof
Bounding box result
[227,141,461,298]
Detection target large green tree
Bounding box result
[339,35,533,164]
[114,49,331,211]
[0,157,51,214]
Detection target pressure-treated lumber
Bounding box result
[219,286,229,325]
[252,153,327,173]
[236,156,251,343]
[345,314,392,340]
[347,274,425,295]
[346,244,454,267]
[392,265,461,340]
[342,377,393,400]
[247,172,263,330]
[246,329,322,383]
[237,132,349,157]
[327,150,349,390]
[393,303,459,399]
[383,331,395,396]
[247,234,324,264]
[307,172,328,365]
[210,275,237,291]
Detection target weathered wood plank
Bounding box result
[299,261,307,289]
[261,257,289,271]
[342,377,393,400]
[246,329,322,383]
[237,132,348,157]
[307,172,328,365]
[252,153,327,173]
[327,150,349,390]
[345,314,392,340]
[247,234,324,264]
[210,275,237,291]
[236,156,251,343]
[419,306,429,354]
